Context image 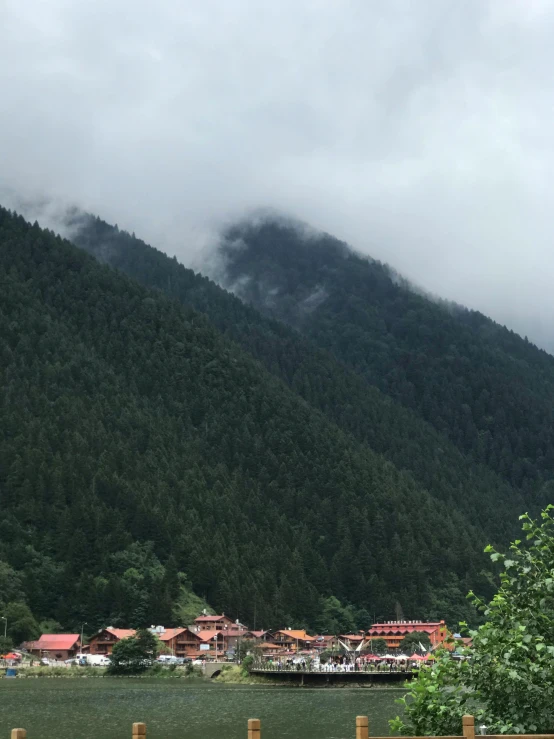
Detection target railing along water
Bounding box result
[251,660,411,673]
[9,714,554,739]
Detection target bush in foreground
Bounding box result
[392,507,554,735]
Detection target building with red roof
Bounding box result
[271,630,316,652]
[339,634,366,647]
[367,620,450,651]
[193,614,235,631]
[195,629,225,658]
[88,627,136,656]
[173,628,204,657]
[148,626,204,657]
[27,634,81,661]
[150,627,187,655]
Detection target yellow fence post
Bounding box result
[248,718,261,739]
[132,723,146,739]
[356,716,369,739]
[463,715,475,739]
[11,730,26,739]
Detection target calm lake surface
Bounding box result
[0,679,403,739]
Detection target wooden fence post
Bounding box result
[132,723,146,739]
[248,718,261,739]
[11,730,26,739]
[356,716,369,739]
[463,715,475,739]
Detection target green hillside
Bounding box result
[217,219,554,504]
[0,207,491,640]
[71,213,524,546]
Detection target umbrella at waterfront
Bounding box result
[409,653,425,661]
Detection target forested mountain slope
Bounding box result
[71,214,524,545]
[217,220,554,503]
[0,207,489,634]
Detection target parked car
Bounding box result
[157,654,179,664]
[87,655,111,666]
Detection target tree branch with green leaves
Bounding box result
[391,507,554,735]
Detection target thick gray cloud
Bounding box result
[2,0,554,348]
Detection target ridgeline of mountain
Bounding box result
[215,219,554,504]
[71,214,526,542]
[1,206,492,638]
[71,213,525,548]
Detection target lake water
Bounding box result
[0,679,403,739]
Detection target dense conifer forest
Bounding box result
[217,220,554,506]
[2,207,552,641]
[71,215,525,545]
[1,207,495,641]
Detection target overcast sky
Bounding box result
[2,0,554,349]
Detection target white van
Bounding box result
[86,654,111,666]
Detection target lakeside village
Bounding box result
[2,614,470,673]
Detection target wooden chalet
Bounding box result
[193,614,235,631]
[27,634,81,661]
[271,630,316,652]
[150,627,188,656]
[169,628,203,657]
[88,628,136,655]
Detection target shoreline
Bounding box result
[2,665,407,688]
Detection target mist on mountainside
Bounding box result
[3,205,496,630]
[4,180,554,354]
[67,207,554,521]
[4,1,554,350]
[213,217,554,507]
[4,198,554,632]
[214,214,528,345]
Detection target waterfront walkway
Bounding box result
[251,662,413,674]
[250,662,413,684]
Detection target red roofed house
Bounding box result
[367,620,450,651]
[195,629,225,658]
[28,634,81,661]
[193,614,235,631]
[149,626,203,657]
[88,627,136,656]
[313,634,336,650]
[149,627,187,655]
[271,630,316,652]
[173,628,204,657]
